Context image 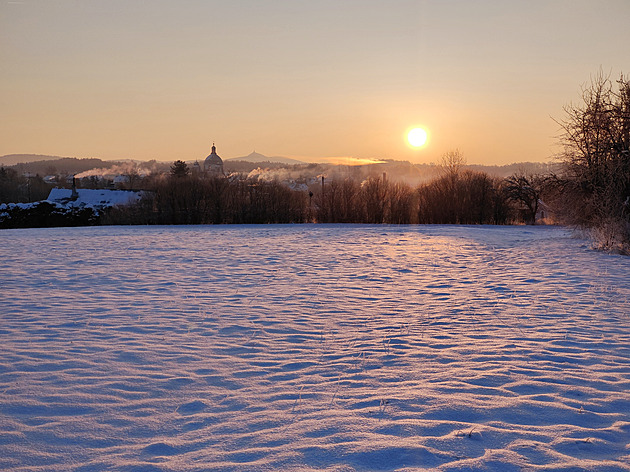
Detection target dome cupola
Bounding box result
[204,143,224,174]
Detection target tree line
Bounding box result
[101,155,547,226]
[1,153,556,228]
[105,172,306,225]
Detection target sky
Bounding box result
[1,0,629,165]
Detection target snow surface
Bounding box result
[1,224,629,471]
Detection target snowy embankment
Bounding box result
[0,224,629,471]
[0,189,143,228]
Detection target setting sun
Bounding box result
[407,127,428,147]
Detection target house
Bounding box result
[535,199,555,224]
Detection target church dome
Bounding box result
[204,143,224,174]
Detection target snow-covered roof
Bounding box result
[47,188,143,209]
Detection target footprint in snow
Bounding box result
[176,400,208,415]
[143,442,181,456]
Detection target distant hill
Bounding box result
[2,153,559,182]
[4,157,122,175]
[0,154,72,166]
[226,152,307,165]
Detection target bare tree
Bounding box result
[339,178,362,223]
[503,173,545,224]
[440,149,466,178]
[386,182,415,224]
[556,71,630,251]
[361,176,388,224]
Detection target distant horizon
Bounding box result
[0,139,562,167]
[0,150,559,168]
[0,146,561,167]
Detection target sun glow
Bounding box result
[407,127,428,148]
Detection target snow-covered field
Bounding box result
[1,224,629,471]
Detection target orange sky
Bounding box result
[1,0,629,165]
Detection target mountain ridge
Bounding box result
[225,151,307,165]
[1,153,558,179]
